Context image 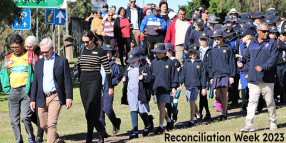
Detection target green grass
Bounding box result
[0,60,285,142]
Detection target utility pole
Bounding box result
[36,8,39,42]
[66,1,69,35]
[58,25,61,55]
[259,0,261,12]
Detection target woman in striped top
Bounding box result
[101,11,116,49]
[78,31,114,143]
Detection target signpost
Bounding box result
[13,0,64,8]
[12,9,31,30]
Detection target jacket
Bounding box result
[0,51,38,95]
[276,39,286,65]
[114,17,131,41]
[150,57,180,95]
[209,43,236,79]
[140,12,166,36]
[244,37,278,83]
[102,60,122,93]
[180,59,207,90]
[30,54,73,107]
[122,63,154,105]
[164,18,192,46]
[125,6,143,29]
[184,27,208,51]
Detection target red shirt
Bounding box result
[120,17,131,38]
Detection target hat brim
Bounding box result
[151,49,168,53]
[272,16,280,23]
[126,57,141,63]
[223,32,236,37]
[211,34,223,38]
[102,47,115,51]
[199,36,208,39]
[188,49,200,54]
[252,15,264,19]
[208,21,219,24]
[240,19,252,23]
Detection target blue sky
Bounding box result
[107,0,190,13]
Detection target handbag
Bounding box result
[72,48,84,82]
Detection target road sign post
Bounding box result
[45,9,66,25]
[12,9,31,30]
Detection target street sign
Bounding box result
[55,9,66,25]
[12,9,31,30]
[14,0,63,8]
[45,9,55,24]
[45,9,66,25]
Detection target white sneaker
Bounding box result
[270,124,278,130]
[240,125,255,132]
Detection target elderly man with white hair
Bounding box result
[30,38,73,143]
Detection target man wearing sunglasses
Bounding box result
[102,4,109,18]
[126,0,143,47]
[0,34,38,143]
[241,23,278,132]
[30,38,73,143]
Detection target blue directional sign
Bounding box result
[55,9,66,25]
[45,9,66,25]
[12,9,31,30]
[45,9,55,25]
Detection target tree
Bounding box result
[0,0,22,25]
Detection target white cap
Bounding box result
[168,12,176,20]
[229,8,238,14]
[25,36,37,45]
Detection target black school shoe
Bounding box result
[166,120,174,131]
[142,128,150,137]
[173,113,178,123]
[155,126,164,135]
[97,130,108,143]
[112,118,121,135]
[187,121,195,127]
[148,115,154,131]
[218,115,227,121]
[129,130,139,139]
[203,113,211,120]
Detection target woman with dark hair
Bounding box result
[114,7,131,66]
[77,31,114,143]
[159,1,169,22]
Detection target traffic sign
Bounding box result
[45,9,55,24]
[14,0,63,8]
[45,9,66,25]
[55,9,66,25]
[12,9,31,30]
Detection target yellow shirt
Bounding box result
[9,52,29,88]
[91,17,103,35]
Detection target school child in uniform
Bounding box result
[209,30,236,121]
[236,25,256,112]
[165,43,181,123]
[99,44,122,135]
[198,33,212,120]
[150,43,180,134]
[269,26,279,41]
[122,50,154,139]
[180,44,207,127]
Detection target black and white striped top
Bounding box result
[78,47,113,87]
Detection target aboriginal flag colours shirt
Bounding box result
[9,52,29,88]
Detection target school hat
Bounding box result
[214,24,224,31]
[208,15,219,24]
[196,18,204,25]
[133,47,145,56]
[240,13,253,23]
[265,18,275,25]
[211,30,224,38]
[199,32,208,39]
[188,44,200,54]
[192,13,201,20]
[101,44,115,51]
[281,23,286,34]
[151,43,168,53]
[229,8,239,14]
[252,11,264,19]
[165,43,176,52]
[224,15,235,23]
[223,26,236,37]
[265,10,280,23]
[233,17,240,24]
[269,26,278,33]
[126,50,143,63]
[240,24,256,37]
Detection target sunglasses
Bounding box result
[260,30,269,33]
[41,47,52,55]
[103,6,108,8]
[108,15,113,16]
[82,41,90,44]
[130,1,135,3]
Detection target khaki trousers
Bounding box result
[175,45,184,66]
[38,93,62,143]
[132,29,140,47]
[245,83,277,126]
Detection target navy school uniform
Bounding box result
[122,63,154,106]
[209,43,236,86]
[150,56,180,100]
[184,25,195,51]
[180,59,207,100]
[185,28,209,50]
[243,37,278,84]
[100,60,122,126]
